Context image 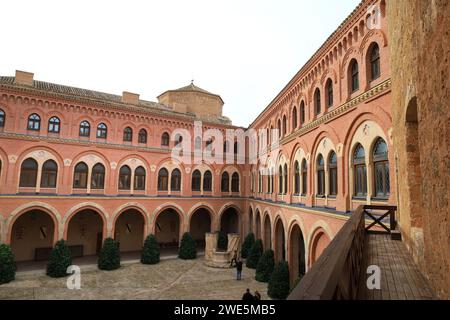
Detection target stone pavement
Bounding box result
[0,257,269,300]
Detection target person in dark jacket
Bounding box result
[236,259,243,280]
[254,291,261,300]
[242,288,254,300]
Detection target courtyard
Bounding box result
[0,257,269,300]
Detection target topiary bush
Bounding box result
[241,233,255,259]
[178,232,197,260]
[268,260,290,299]
[217,231,228,251]
[141,234,160,265]
[255,249,275,282]
[246,239,263,269]
[46,240,72,278]
[98,237,121,271]
[0,244,16,285]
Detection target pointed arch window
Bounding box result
[123,127,133,142]
[91,163,105,189]
[294,161,300,194]
[41,159,57,188]
[283,163,288,194]
[314,89,321,115]
[370,43,381,81]
[27,114,41,131]
[292,106,298,130]
[301,159,307,195]
[192,169,201,191]
[97,123,107,139]
[0,109,5,127]
[134,166,146,190]
[350,59,359,93]
[158,168,168,191]
[73,162,88,188]
[329,151,338,196]
[317,154,325,196]
[19,158,38,187]
[326,79,333,108]
[161,132,170,146]
[282,116,287,136]
[79,121,90,137]
[373,138,390,198]
[171,168,181,191]
[203,170,212,192]
[48,116,60,133]
[231,172,239,192]
[353,144,367,197]
[221,172,229,192]
[138,129,147,144]
[119,165,131,190]
[278,165,283,194]
[300,101,305,125]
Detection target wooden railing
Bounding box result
[288,205,397,300]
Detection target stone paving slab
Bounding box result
[0,258,269,300]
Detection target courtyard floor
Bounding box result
[0,257,269,300]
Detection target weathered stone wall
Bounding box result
[388,0,449,299]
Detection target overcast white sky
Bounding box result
[1,0,360,127]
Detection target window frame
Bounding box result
[27,113,41,131]
[96,123,107,139]
[48,116,61,133]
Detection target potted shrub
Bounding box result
[178,232,197,260]
[141,234,160,265]
[46,240,72,278]
[98,238,121,270]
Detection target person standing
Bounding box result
[254,291,261,300]
[236,259,243,280]
[242,288,254,300]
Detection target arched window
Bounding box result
[118,165,131,190]
[329,151,338,196]
[171,168,181,191]
[292,106,298,130]
[300,101,305,124]
[221,172,229,192]
[73,162,88,188]
[314,89,321,115]
[161,132,170,146]
[27,114,41,131]
[79,121,90,137]
[192,170,201,191]
[317,155,325,196]
[231,172,239,192]
[97,123,107,139]
[138,129,147,144]
[277,119,281,138]
[283,163,288,194]
[41,159,57,188]
[282,115,287,136]
[370,43,381,81]
[234,141,238,155]
[326,79,333,108]
[350,59,359,93]
[301,159,307,195]
[278,165,283,194]
[157,168,168,191]
[353,144,367,197]
[48,116,60,133]
[203,170,212,192]
[0,109,5,127]
[195,137,202,150]
[134,166,146,190]
[294,161,300,194]
[19,158,38,187]
[373,138,390,198]
[175,134,183,147]
[123,127,133,142]
[91,163,105,189]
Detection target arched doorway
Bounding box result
[274,218,286,262]
[67,209,104,257]
[255,210,262,240]
[309,228,331,267]
[155,208,180,248]
[10,210,55,262]
[220,207,239,235]
[289,224,306,284]
[263,214,271,250]
[114,209,145,253]
[190,208,212,249]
